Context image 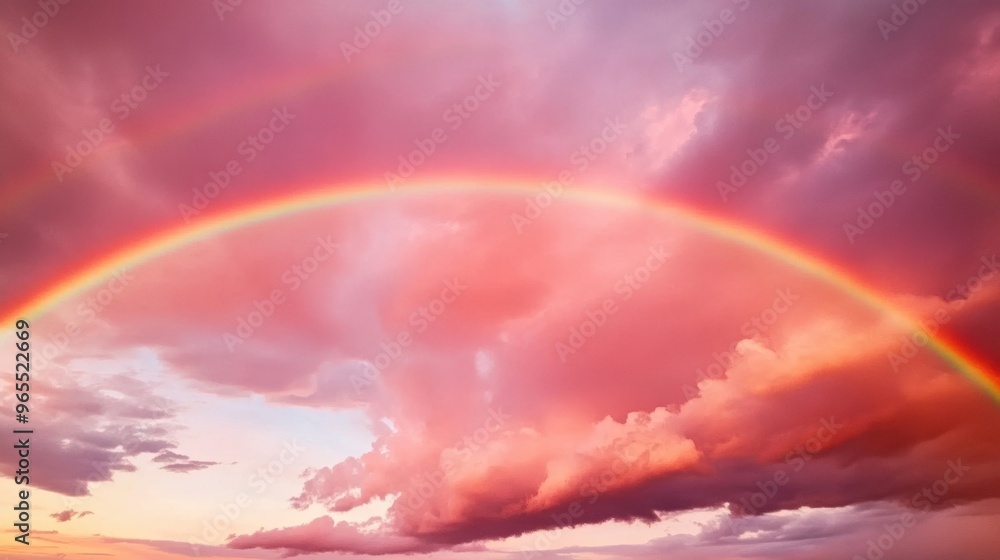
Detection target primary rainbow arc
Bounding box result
[2,179,997,404]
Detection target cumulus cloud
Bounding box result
[1,1,999,559]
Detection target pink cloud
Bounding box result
[2,1,1000,558]
[24,196,997,555]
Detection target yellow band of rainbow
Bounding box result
[2,179,997,404]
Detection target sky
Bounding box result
[1,1,1000,559]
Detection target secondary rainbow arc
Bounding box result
[1,179,997,404]
[4,51,999,217]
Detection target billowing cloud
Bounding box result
[1,1,1000,559]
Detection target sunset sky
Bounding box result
[2,1,1000,559]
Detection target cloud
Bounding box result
[11,193,999,555]
[203,200,998,554]
[229,516,442,556]
[161,460,221,473]
[152,450,221,473]
[152,450,190,463]
[50,509,94,522]
[2,1,1000,558]
[0,370,180,496]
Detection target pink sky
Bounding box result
[2,1,1000,559]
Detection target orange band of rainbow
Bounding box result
[2,180,997,403]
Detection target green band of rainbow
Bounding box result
[2,179,997,404]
